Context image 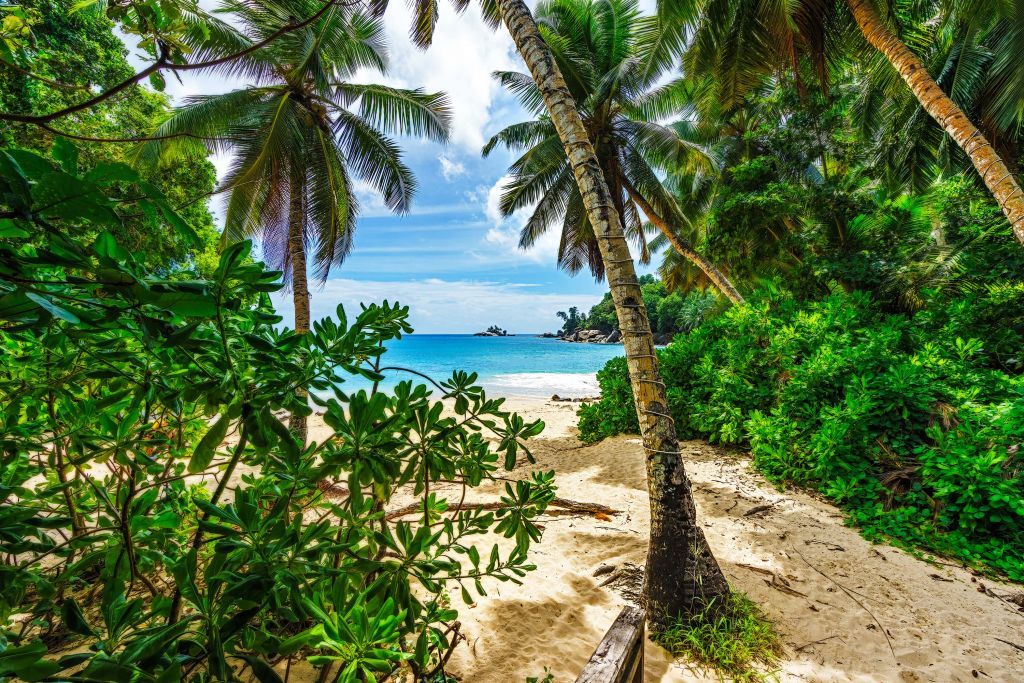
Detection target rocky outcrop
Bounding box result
[558,328,621,344]
[554,327,670,345]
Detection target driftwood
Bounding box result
[576,606,645,683]
[385,497,620,521]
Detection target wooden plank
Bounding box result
[576,606,646,683]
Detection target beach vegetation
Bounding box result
[567,275,724,336]
[0,141,553,680]
[132,0,452,439]
[476,0,735,623]
[579,0,1024,586]
[581,286,1024,579]
[654,592,781,683]
[5,0,1024,678]
[484,0,742,303]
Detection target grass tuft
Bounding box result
[654,591,782,682]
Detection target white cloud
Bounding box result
[438,154,467,181]
[352,179,388,214]
[478,174,560,265]
[272,277,603,333]
[363,3,520,151]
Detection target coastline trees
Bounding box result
[0,3,549,679]
[137,0,451,439]
[659,0,1024,245]
[0,0,222,274]
[484,0,744,304]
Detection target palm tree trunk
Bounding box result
[848,0,1024,245]
[288,170,310,443]
[621,177,745,305]
[496,0,730,626]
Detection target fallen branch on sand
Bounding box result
[385,497,620,520]
[737,563,807,597]
[995,637,1024,654]
[743,503,776,517]
[795,550,896,661]
[794,635,841,652]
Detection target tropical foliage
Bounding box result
[0,142,552,681]
[0,0,221,275]
[558,275,721,335]
[484,0,743,303]
[576,0,1024,584]
[4,0,1024,676]
[580,283,1024,579]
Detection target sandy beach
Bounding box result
[305,395,1024,683]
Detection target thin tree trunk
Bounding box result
[288,170,310,444]
[621,177,745,305]
[496,0,730,625]
[848,0,1024,245]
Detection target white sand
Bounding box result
[312,396,1024,683]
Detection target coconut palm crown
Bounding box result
[140,0,452,295]
[483,0,742,296]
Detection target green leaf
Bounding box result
[237,655,285,683]
[25,292,81,323]
[51,137,79,175]
[188,413,230,473]
[0,641,47,675]
[61,598,96,636]
[86,162,139,185]
[149,71,166,91]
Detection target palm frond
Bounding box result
[336,83,452,142]
[482,119,558,156]
[333,109,416,213]
[492,70,548,116]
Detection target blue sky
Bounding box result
[128,1,659,333]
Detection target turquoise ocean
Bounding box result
[341,334,624,398]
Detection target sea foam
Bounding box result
[481,372,600,399]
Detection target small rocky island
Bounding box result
[474,325,511,337]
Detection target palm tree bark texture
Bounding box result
[495,0,730,625]
[288,168,310,444]
[847,0,1024,246]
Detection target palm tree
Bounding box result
[139,0,451,439]
[850,2,1024,195]
[650,0,1024,246]
[361,0,730,621]
[483,0,744,304]
[497,0,730,624]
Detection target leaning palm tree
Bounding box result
[851,2,1024,195]
[373,0,732,623]
[649,0,1024,246]
[139,0,451,439]
[484,0,744,304]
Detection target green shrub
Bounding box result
[580,286,1024,580]
[0,144,555,680]
[578,356,637,442]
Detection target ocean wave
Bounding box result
[481,372,600,398]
